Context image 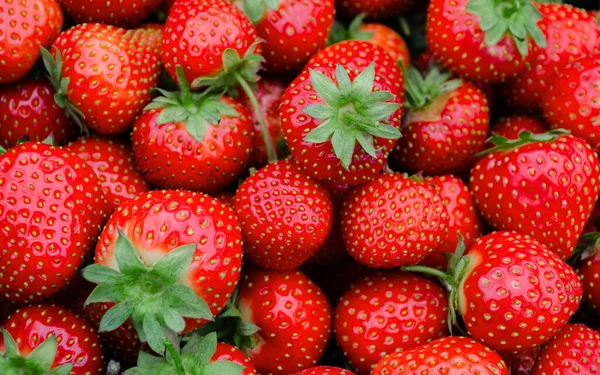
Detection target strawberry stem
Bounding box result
[164,337,185,375]
[477,128,570,156]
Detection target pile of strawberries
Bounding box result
[2,0,600,374]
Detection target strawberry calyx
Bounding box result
[81,229,213,356]
[328,13,373,46]
[145,66,239,142]
[466,0,547,56]
[123,332,245,375]
[302,63,402,169]
[243,0,281,24]
[402,64,462,110]
[0,330,74,375]
[477,128,570,156]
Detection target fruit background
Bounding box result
[2,0,600,374]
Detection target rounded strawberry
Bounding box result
[0,77,76,148]
[341,173,449,268]
[237,268,332,375]
[233,159,334,270]
[64,135,149,213]
[0,0,63,84]
[426,0,546,83]
[280,63,403,186]
[470,130,600,259]
[82,190,243,354]
[488,115,548,144]
[292,367,356,375]
[0,304,104,375]
[0,142,107,303]
[59,0,164,27]
[334,272,449,375]
[336,0,416,20]
[372,336,509,375]
[391,65,489,175]
[531,324,600,375]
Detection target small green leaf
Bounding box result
[331,129,355,169]
[351,63,376,99]
[162,308,186,333]
[46,364,75,375]
[335,64,352,97]
[185,113,209,142]
[484,22,508,47]
[201,360,245,375]
[84,283,121,305]
[304,119,336,144]
[152,243,197,284]
[168,285,214,320]
[156,106,189,125]
[244,0,267,24]
[370,124,402,139]
[137,350,165,367]
[1,330,18,356]
[355,133,377,158]
[191,332,218,365]
[309,68,341,107]
[222,49,242,73]
[114,229,147,274]
[27,335,58,371]
[238,321,261,336]
[99,301,135,332]
[144,314,167,355]
[82,264,122,284]
[303,104,334,119]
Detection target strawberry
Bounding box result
[500,3,600,112]
[241,0,335,73]
[132,68,254,193]
[0,0,63,84]
[59,0,164,27]
[0,142,107,303]
[64,135,149,213]
[336,0,416,20]
[531,324,600,375]
[0,77,77,148]
[0,304,104,375]
[233,159,333,270]
[390,65,489,175]
[237,268,332,375]
[575,232,600,315]
[420,175,483,270]
[470,130,600,259]
[81,190,244,354]
[341,173,449,268]
[426,0,546,83]
[334,272,449,375]
[372,336,509,375]
[541,54,600,148]
[406,231,582,352]
[488,115,548,143]
[502,348,540,375]
[41,23,163,135]
[280,62,403,186]
[292,367,356,375]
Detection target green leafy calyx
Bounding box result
[81,229,213,355]
[328,13,373,45]
[302,63,402,170]
[478,128,570,156]
[243,0,281,24]
[0,330,73,375]
[403,64,462,110]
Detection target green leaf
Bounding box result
[370,124,402,139]
[304,119,336,144]
[156,106,189,125]
[27,335,58,371]
[222,49,242,73]
[355,133,377,158]
[114,229,146,274]
[84,283,121,305]
[244,0,266,24]
[1,330,18,357]
[331,129,355,169]
[162,308,186,333]
[152,243,197,284]
[238,321,261,336]
[309,68,341,107]
[188,332,218,365]
[201,360,245,375]
[185,113,209,142]
[99,301,135,332]
[335,64,352,97]
[81,264,122,284]
[351,63,376,98]
[144,314,167,355]
[46,364,75,375]
[137,350,165,367]
[303,104,334,119]
[168,285,213,320]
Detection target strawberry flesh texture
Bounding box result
[60,0,164,27]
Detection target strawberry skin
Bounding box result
[577,247,600,315]
[213,343,258,375]
[334,272,449,375]
[489,115,548,142]
[292,367,356,375]
[0,142,107,303]
[59,0,164,27]
[358,23,411,66]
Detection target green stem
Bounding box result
[233,72,277,163]
[401,265,450,280]
[164,337,185,375]
[176,66,194,109]
[0,145,7,154]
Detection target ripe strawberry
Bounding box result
[0,77,77,148]
[64,135,149,213]
[502,348,540,375]
[426,0,546,82]
[0,142,107,303]
[233,159,333,270]
[372,336,509,375]
[336,0,415,20]
[237,268,332,375]
[132,69,254,193]
[541,54,600,148]
[280,62,403,185]
[500,3,600,112]
[575,232,600,315]
[59,0,164,27]
[42,23,163,135]
[82,190,244,354]
[0,304,104,375]
[390,65,489,175]
[0,0,63,84]
[488,115,548,144]
[334,272,449,375]
[420,175,483,269]
[531,324,600,375]
[470,130,600,259]
[341,173,449,268]
[292,367,356,375]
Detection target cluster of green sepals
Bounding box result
[402,64,462,110]
[0,330,73,375]
[328,14,374,46]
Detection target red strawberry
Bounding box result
[541,54,600,148]
[0,0,63,84]
[212,342,258,375]
[500,3,600,112]
[334,272,449,375]
[576,233,600,315]
[64,135,149,213]
[426,0,546,83]
[292,367,356,375]
[0,142,107,303]
[341,173,449,268]
[233,159,334,270]
[237,268,332,375]
[531,324,600,375]
[488,115,548,143]
[82,190,243,354]
[0,304,104,375]
[59,0,164,27]
[280,62,403,185]
[421,175,483,269]
[372,336,509,375]
[336,0,416,20]
[42,23,163,135]
[0,77,77,148]
[390,65,489,175]
[502,348,540,375]
[470,131,600,259]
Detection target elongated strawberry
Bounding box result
[334,272,449,375]
[0,142,107,303]
[470,130,600,259]
[292,367,355,375]
[60,0,164,27]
